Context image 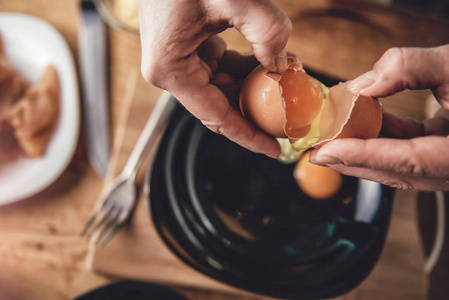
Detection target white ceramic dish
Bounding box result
[0,13,79,205]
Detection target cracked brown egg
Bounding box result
[239,57,382,152]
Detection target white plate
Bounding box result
[0,13,79,205]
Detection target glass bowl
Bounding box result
[93,0,139,34]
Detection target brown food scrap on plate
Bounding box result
[0,33,60,162]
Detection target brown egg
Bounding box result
[239,57,382,151]
[294,151,343,199]
[239,64,286,137]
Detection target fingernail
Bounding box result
[275,50,288,74]
[308,149,323,165]
[267,152,280,159]
[313,152,343,165]
[309,150,317,162]
[267,145,282,159]
[348,70,377,94]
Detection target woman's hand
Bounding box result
[310,45,449,191]
[138,0,292,158]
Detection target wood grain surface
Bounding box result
[0,0,448,300]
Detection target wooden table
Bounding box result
[0,1,448,299]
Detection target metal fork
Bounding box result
[80,91,177,247]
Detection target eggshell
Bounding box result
[239,65,286,138]
[239,63,383,149]
[294,151,343,199]
[312,82,382,148]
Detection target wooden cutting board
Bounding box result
[86,70,428,300]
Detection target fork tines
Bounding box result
[80,198,129,248]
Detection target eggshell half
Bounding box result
[312,82,382,148]
[239,65,286,138]
[239,63,383,150]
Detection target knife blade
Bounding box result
[78,0,110,178]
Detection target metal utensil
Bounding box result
[79,0,110,178]
[80,91,177,247]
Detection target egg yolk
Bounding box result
[294,151,343,199]
[279,69,323,139]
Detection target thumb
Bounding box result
[311,136,449,179]
[211,0,291,73]
[309,136,449,190]
[347,45,449,106]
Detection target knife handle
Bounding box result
[121,91,177,178]
[79,6,111,177]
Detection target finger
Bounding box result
[424,107,449,136]
[219,51,259,78]
[380,111,449,138]
[197,38,260,79]
[324,164,449,191]
[380,112,423,138]
[434,106,449,120]
[171,82,281,158]
[196,35,227,75]
[423,116,449,136]
[209,0,292,73]
[310,136,449,179]
[159,52,281,157]
[347,45,449,106]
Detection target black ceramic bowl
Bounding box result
[74,280,187,300]
[147,71,394,300]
